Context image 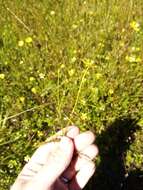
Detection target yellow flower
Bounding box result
[18,40,24,47]
[81,113,88,121]
[126,55,141,63]
[60,64,65,69]
[95,73,102,79]
[31,87,37,94]
[130,21,140,32]
[119,41,125,47]
[19,60,24,64]
[19,96,25,103]
[80,99,86,105]
[68,69,75,76]
[72,24,78,29]
[25,37,33,43]
[71,57,77,63]
[24,155,30,163]
[83,58,94,67]
[0,73,5,79]
[89,11,94,16]
[39,73,45,79]
[50,11,55,16]
[127,55,136,62]
[37,131,43,137]
[136,57,141,62]
[29,77,35,81]
[108,89,114,95]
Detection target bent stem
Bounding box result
[66,66,90,127]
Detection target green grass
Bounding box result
[0,0,143,189]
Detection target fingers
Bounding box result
[69,161,95,190]
[62,144,98,180]
[28,137,74,189]
[19,126,78,178]
[66,126,80,139]
[17,142,59,181]
[74,131,95,152]
[45,125,79,142]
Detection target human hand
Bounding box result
[11,126,98,190]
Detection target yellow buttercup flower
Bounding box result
[0,73,5,79]
[19,96,25,103]
[130,21,140,32]
[25,37,33,43]
[18,40,24,47]
[81,113,88,121]
[95,73,102,79]
[71,57,77,63]
[29,77,35,81]
[126,55,141,63]
[31,87,37,94]
[39,73,45,79]
[136,57,141,62]
[50,11,55,16]
[24,155,30,163]
[72,24,78,29]
[68,69,75,76]
[108,89,114,95]
[60,64,65,69]
[83,58,94,67]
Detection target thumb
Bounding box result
[30,137,74,189]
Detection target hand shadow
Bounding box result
[85,118,143,190]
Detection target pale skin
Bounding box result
[11,126,98,190]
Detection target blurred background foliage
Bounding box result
[0,0,143,189]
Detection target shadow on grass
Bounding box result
[86,118,143,190]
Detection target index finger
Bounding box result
[73,131,95,152]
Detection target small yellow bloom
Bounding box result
[71,57,77,63]
[24,155,30,163]
[31,87,37,94]
[0,73,5,79]
[60,64,65,69]
[130,21,140,32]
[126,55,141,63]
[20,60,24,64]
[72,24,78,29]
[83,58,94,67]
[108,89,114,95]
[50,11,55,16]
[81,113,88,121]
[80,99,86,105]
[68,69,75,76]
[29,77,35,81]
[19,96,25,103]
[25,37,33,43]
[18,40,24,47]
[119,41,125,47]
[98,42,104,48]
[89,11,94,16]
[39,73,45,79]
[136,57,141,62]
[95,73,102,79]
[37,131,43,137]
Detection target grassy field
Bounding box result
[0,0,143,189]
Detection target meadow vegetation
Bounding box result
[0,0,143,189]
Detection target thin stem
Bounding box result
[66,66,89,126]
[1,103,49,123]
[6,7,31,33]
